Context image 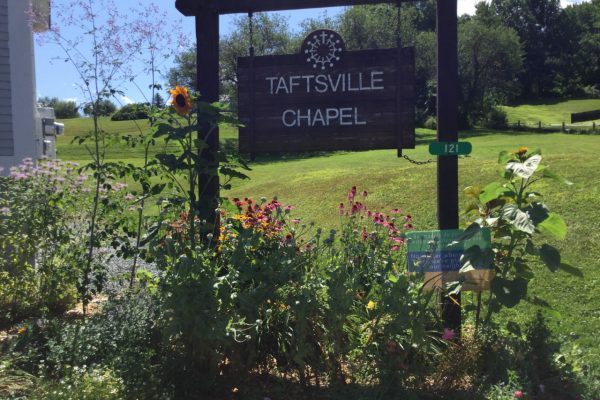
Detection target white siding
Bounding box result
[0,0,13,156]
[0,0,40,171]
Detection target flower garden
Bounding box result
[1,86,598,399]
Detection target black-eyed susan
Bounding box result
[170,86,192,116]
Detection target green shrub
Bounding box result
[423,115,437,130]
[31,366,125,400]
[110,103,149,121]
[482,107,508,129]
[0,160,88,326]
[82,100,117,117]
[38,97,80,119]
[8,291,164,399]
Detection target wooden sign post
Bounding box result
[175,0,461,334]
[436,0,461,334]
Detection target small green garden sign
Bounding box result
[406,227,492,273]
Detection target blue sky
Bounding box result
[34,0,587,106]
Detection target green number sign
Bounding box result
[429,141,472,156]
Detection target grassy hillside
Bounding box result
[502,98,600,125]
[56,116,238,163]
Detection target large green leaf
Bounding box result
[506,154,542,179]
[498,150,511,164]
[479,182,513,204]
[449,223,481,246]
[464,185,482,199]
[460,245,495,271]
[491,277,528,308]
[537,213,567,240]
[540,244,561,272]
[543,169,573,186]
[525,202,550,225]
[501,204,535,234]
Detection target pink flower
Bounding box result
[441,328,455,341]
[291,218,301,224]
[390,237,405,244]
[361,227,368,241]
[513,390,524,399]
[348,186,357,202]
[391,208,402,214]
[391,246,401,251]
[361,190,368,197]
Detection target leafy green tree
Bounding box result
[458,20,523,126]
[220,13,294,108]
[337,2,436,51]
[167,13,293,109]
[296,11,339,40]
[38,97,79,119]
[166,46,197,90]
[153,93,165,109]
[489,0,563,97]
[552,0,600,95]
[334,2,438,123]
[82,99,117,117]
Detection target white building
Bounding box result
[0,0,49,172]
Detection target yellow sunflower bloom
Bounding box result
[170,86,193,116]
[516,146,528,156]
[367,300,377,310]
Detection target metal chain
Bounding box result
[402,154,436,165]
[396,0,402,48]
[401,154,471,165]
[248,11,255,57]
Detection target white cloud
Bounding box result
[458,0,482,16]
[64,97,78,103]
[561,0,586,8]
[119,95,135,106]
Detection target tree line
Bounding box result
[168,0,599,128]
[37,94,166,120]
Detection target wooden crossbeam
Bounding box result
[175,0,414,16]
[571,110,600,124]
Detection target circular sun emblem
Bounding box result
[301,30,345,70]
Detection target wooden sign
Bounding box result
[238,30,415,153]
[176,0,414,16]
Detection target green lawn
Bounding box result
[56,117,600,378]
[223,131,600,375]
[56,116,238,164]
[502,98,600,126]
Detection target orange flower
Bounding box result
[516,146,528,155]
[17,327,26,335]
[170,86,192,116]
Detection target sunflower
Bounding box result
[170,86,192,116]
[516,146,528,155]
